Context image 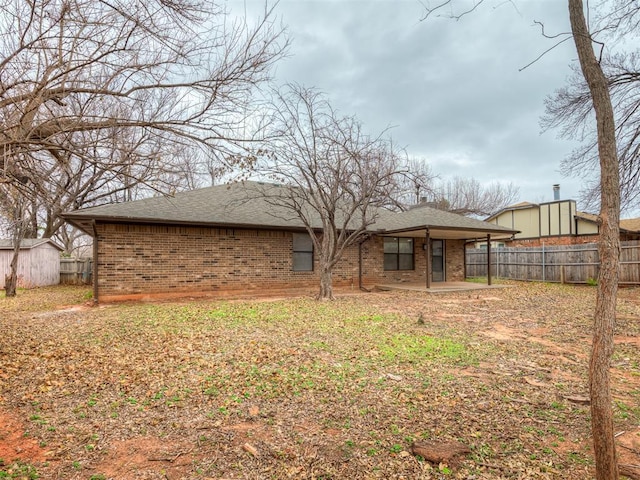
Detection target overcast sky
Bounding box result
[233,0,589,209]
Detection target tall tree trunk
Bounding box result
[5,244,20,297]
[568,1,620,478]
[318,266,334,301]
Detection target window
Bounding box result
[383,237,414,271]
[292,233,313,271]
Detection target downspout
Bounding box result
[463,241,467,280]
[358,240,362,289]
[425,228,431,289]
[358,235,371,292]
[92,220,99,304]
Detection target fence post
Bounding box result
[542,242,546,282]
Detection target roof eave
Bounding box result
[61,214,321,234]
[378,224,519,240]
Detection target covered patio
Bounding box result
[373,207,519,289]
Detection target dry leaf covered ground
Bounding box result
[0,281,639,479]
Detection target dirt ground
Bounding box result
[0,282,639,479]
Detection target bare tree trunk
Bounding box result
[569,1,620,478]
[318,266,334,301]
[5,244,20,297]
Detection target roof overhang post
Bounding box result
[487,234,492,286]
[425,228,431,290]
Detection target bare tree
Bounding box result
[0,186,31,297]
[34,132,208,247]
[391,159,518,216]
[421,1,625,477]
[0,0,286,248]
[569,2,621,477]
[544,54,640,214]
[433,177,519,217]
[257,85,404,300]
[391,157,438,207]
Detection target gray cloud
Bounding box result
[236,0,589,207]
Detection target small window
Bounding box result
[383,237,414,271]
[292,233,313,271]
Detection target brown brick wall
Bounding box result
[96,223,363,299]
[340,236,464,284]
[95,223,467,300]
[445,239,465,281]
[360,236,427,284]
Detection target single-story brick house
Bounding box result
[62,181,517,302]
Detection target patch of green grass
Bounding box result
[28,414,46,426]
[0,462,39,479]
[379,334,472,365]
[465,276,488,284]
[567,451,591,465]
[614,400,640,421]
[389,444,403,454]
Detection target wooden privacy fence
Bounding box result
[60,257,93,285]
[466,240,640,285]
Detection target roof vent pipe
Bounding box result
[553,184,560,201]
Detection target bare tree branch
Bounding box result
[254,84,405,300]
[0,0,288,251]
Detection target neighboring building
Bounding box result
[0,238,62,289]
[62,181,517,302]
[484,199,640,247]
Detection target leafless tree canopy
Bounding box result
[257,85,405,299]
[391,158,438,208]
[409,176,521,218]
[433,177,519,217]
[544,2,640,213]
[0,0,286,250]
[393,159,519,217]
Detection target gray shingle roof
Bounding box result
[374,205,517,235]
[64,181,314,231]
[63,181,517,239]
[0,238,63,250]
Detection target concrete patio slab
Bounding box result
[373,281,511,293]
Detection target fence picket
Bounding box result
[59,258,93,285]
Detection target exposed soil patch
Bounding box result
[94,436,195,479]
[0,410,47,463]
[618,428,640,479]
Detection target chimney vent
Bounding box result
[553,184,560,201]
